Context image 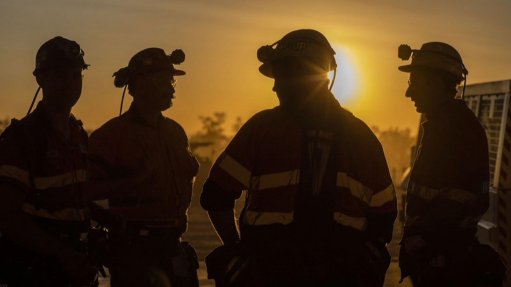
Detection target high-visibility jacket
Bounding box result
[88,103,199,230]
[404,99,490,241]
[202,98,396,240]
[0,103,89,231]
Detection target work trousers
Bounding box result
[109,235,198,287]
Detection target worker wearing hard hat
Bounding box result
[202,29,397,287]
[398,42,506,286]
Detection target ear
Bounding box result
[35,73,45,88]
[127,83,135,97]
[128,78,142,98]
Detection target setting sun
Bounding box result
[330,44,360,105]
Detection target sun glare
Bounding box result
[329,45,359,105]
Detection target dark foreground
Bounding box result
[99,194,413,287]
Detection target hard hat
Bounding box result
[257,29,337,78]
[398,42,468,81]
[113,48,185,87]
[33,36,89,76]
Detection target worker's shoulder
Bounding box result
[161,116,187,136]
[0,115,40,144]
[250,108,283,121]
[440,100,486,141]
[453,101,484,129]
[0,117,40,160]
[0,119,23,144]
[242,107,290,128]
[338,108,380,146]
[229,108,293,138]
[89,116,128,142]
[161,116,184,129]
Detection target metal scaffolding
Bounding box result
[463,79,511,286]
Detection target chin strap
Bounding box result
[27,87,41,116]
[461,74,467,99]
[119,85,127,116]
[329,69,337,91]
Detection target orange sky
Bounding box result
[1,0,511,136]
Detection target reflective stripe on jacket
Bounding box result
[205,100,396,236]
[405,100,490,236]
[0,103,89,223]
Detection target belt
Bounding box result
[126,225,183,238]
[56,231,88,242]
[427,254,447,268]
[136,228,178,237]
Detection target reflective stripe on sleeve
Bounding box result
[333,212,368,231]
[93,199,110,209]
[459,216,482,228]
[336,172,373,204]
[251,169,300,190]
[218,155,251,188]
[407,214,482,230]
[409,183,440,200]
[242,210,294,226]
[441,188,478,204]
[22,203,86,221]
[370,184,396,207]
[409,183,479,204]
[33,169,87,190]
[0,165,30,186]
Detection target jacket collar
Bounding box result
[124,102,164,127]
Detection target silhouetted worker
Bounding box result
[201,29,397,287]
[0,36,99,286]
[88,48,200,287]
[398,42,506,286]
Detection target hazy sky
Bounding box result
[1,0,511,136]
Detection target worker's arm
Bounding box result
[84,149,156,201]
[201,179,242,245]
[83,163,154,201]
[0,183,72,257]
[365,142,397,244]
[200,117,260,246]
[32,162,154,209]
[0,183,95,282]
[207,210,240,246]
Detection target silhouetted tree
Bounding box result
[372,127,416,184]
[190,112,235,207]
[232,116,243,134]
[191,113,226,161]
[196,112,227,140]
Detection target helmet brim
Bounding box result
[398,64,417,73]
[173,69,186,76]
[259,63,273,78]
[259,57,328,79]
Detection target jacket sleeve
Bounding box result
[406,119,490,237]
[364,130,397,243]
[88,129,114,181]
[200,116,260,212]
[0,123,31,192]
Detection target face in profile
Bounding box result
[405,69,446,114]
[131,70,176,112]
[38,66,83,111]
